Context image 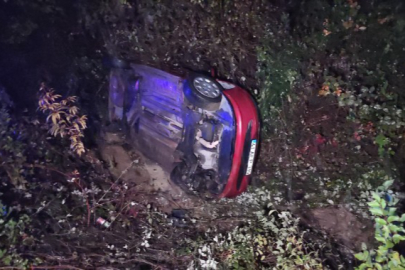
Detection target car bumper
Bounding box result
[219,86,260,198]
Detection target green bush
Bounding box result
[0,202,34,268]
[355,180,405,270]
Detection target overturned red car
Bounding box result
[108,60,260,198]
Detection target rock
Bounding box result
[309,207,374,250]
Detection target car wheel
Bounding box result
[170,161,195,192]
[183,73,223,111]
[202,170,224,195]
[170,162,186,182]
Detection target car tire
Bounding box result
[170,161,195,194]
[170,162,186,185]
[183,73,223,111]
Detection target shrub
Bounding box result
[0,202,33,268]
[188,189,324,269]
[0,87,29,189]
[355,180,405,270]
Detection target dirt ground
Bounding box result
[98,128,196,214]
[95,125,258,233]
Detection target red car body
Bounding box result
[220,86,260,197]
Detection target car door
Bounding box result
[129,65,185,169]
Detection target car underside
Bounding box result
[109,63,259,198]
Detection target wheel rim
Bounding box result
[193,77,221,98]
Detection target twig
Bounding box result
[73,179,91,227]
[105,257,164,269]
[35,198,56,215]
[95,161,135,205]
[108,201,131,228]
[86,253,165,268]
[30,265,84,270]
[0,266,84,270]
[95,82,106,96]
[28,163,91,226]
[27,163,72,177]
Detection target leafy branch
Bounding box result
[38,83,87,156]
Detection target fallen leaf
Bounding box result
[319,89,329,96]
[348,0,358,8]
[378,17,391,24]
[318,85,330,96]
[343,20,354,29]
[315,134,326,145]
[323,29,332,36]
